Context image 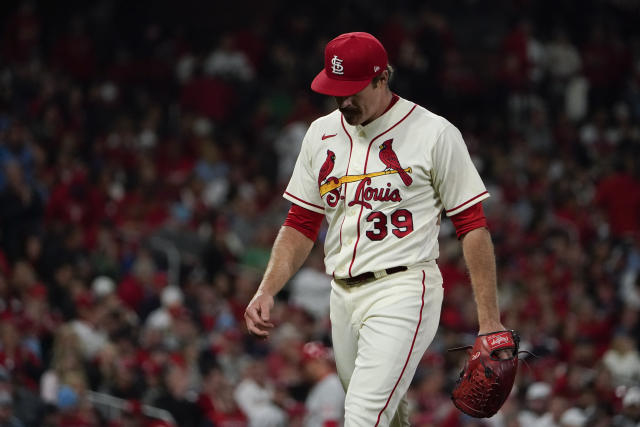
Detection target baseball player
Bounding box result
[245,32,507,426]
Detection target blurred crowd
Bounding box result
[1,0,640,426]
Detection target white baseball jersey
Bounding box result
[283,96,489,278]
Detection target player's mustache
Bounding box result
[340,107,359,115]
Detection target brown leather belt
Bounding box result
[335,266,408,287]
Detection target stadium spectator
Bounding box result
[299,341,344,427]
[233,358,286,427]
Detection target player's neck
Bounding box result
[361,90,394,127]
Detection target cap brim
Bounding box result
[311,69,372,97]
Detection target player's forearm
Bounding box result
[256,225,315,297]
[461,227,503,333]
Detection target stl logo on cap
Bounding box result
[331,55,344,75]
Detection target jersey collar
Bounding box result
[348,95,413,139]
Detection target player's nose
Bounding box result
[335,95,354,109]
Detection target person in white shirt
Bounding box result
[517,382,555,427]
[233,358,286,427]
[301,342,345,427]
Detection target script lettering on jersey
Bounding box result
[348,178,401,210]
[318,147,412,209]
[325,177,341,208]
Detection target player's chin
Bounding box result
[343,116,362,126]
[340,110,361,125]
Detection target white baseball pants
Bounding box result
[330,261,444,427]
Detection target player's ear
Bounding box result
[381,70,389,86]
[372,70,389,89]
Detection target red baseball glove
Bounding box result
[450,330,520,418]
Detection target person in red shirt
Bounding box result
[595,156,640,238]
[198,363,248,427]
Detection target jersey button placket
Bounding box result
[343,130,369,277]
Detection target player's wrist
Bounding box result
[255,289,274,299]
[257,283,280,298]
[477,321,505,335]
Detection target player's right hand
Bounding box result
[244,291,275,338]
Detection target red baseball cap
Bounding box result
[311,32,388,97]
[301,341,332,363]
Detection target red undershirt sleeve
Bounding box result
[283,203,324,241]
[450,202,488,239]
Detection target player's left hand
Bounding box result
[450,329,520,418]
[478,323,512,359]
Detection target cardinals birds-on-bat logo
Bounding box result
[318,149,336,187]
[378,139,412,186]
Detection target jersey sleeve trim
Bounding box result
[450,202,488,239]
[445,191,490,216]
[283,203,324,241]
[283,191,325,214]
